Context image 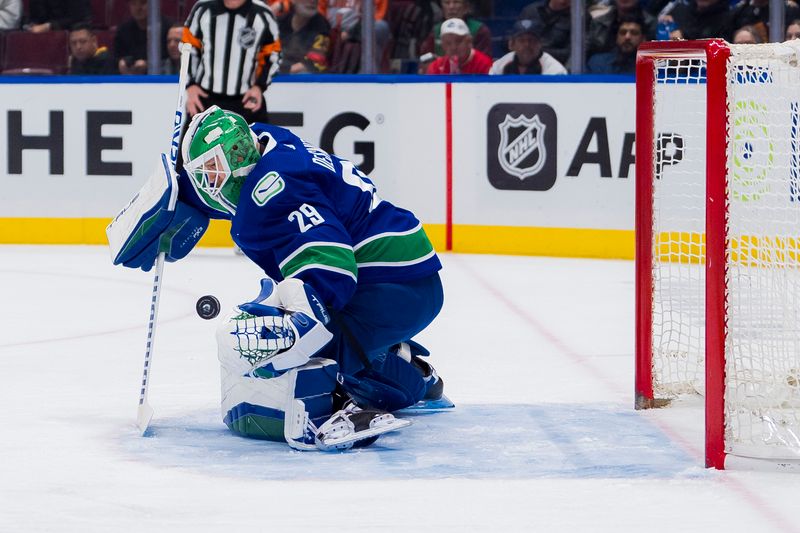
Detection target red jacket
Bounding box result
[426,49,492,75]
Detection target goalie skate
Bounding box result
[405,395,455,410]
[405,355,454,411]
[315,403,411,451]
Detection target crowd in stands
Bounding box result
[1,0,800,77]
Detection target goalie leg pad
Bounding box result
[220,358,339,444]
[224,402,287,441]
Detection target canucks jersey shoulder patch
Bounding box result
[251,171,285,206]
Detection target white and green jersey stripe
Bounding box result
[354,224,435,269]
[280,242,358,281]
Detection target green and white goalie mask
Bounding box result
[182,105,260,215]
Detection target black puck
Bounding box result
[196,295,221,320]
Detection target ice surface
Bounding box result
[1,246,799,532]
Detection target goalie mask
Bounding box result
[182,106,261,215]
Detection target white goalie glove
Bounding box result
[219,277,333,374]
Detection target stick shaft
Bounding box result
[137,43,193,435]
[170,43,192,168]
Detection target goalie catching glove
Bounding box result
[223,277,335,374]
[106,153,209,271]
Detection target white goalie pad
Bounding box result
[106,153,178,264]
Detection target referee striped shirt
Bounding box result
[183,0,281,97]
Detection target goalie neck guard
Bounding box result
[182,106,261,215]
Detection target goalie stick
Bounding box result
[137,43,192,435]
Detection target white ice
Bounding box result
[1,246,799,532]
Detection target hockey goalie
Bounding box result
[107,106,450,451]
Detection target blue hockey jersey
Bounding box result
[179,123,441,310]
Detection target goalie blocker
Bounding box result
[106,154,209,271]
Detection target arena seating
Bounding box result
[0,1,561,77]
[107,0,181,29]
[91,0,108,28]
[1,30,69,74]
[181,0,199,20]
[2,0,198,75]
[106,0,131,28]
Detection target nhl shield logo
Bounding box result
[487,103,557,191]
[238,27,257,48]
[498,114,547,180]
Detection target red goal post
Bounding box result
[635,39,800,470]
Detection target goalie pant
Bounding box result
[217,273,444,447]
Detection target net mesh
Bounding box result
[649,41,800,460]
[725,43,800,459]
[651,56,708,398]
[229,311,295,367]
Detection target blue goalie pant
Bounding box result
[320,273,444,412]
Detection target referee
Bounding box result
[183,0,281,123]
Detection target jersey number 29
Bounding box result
[289,203,325,233]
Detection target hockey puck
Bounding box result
[196,295,220,320]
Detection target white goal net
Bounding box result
[639,40,800,464]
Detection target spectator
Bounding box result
[586,16,645,73]
[732,24,762,43]
[787,19,800,39]
[68,22,117,74]
[0,0,22,31]
[731,0,800,43]
[587,0,656,55]
[664,0,733,41]
[321,0,390,72]
[426,17,491,74]
[25,0,90,33]
[419,0,492,58]
[162,23,183,74]
[183,0,281,123]
[489,18,567,75]
[115,0,173,75]
[278,0,331,74]
[518,0,572,66]
[389,0,442,61]
[268,0,292,17]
